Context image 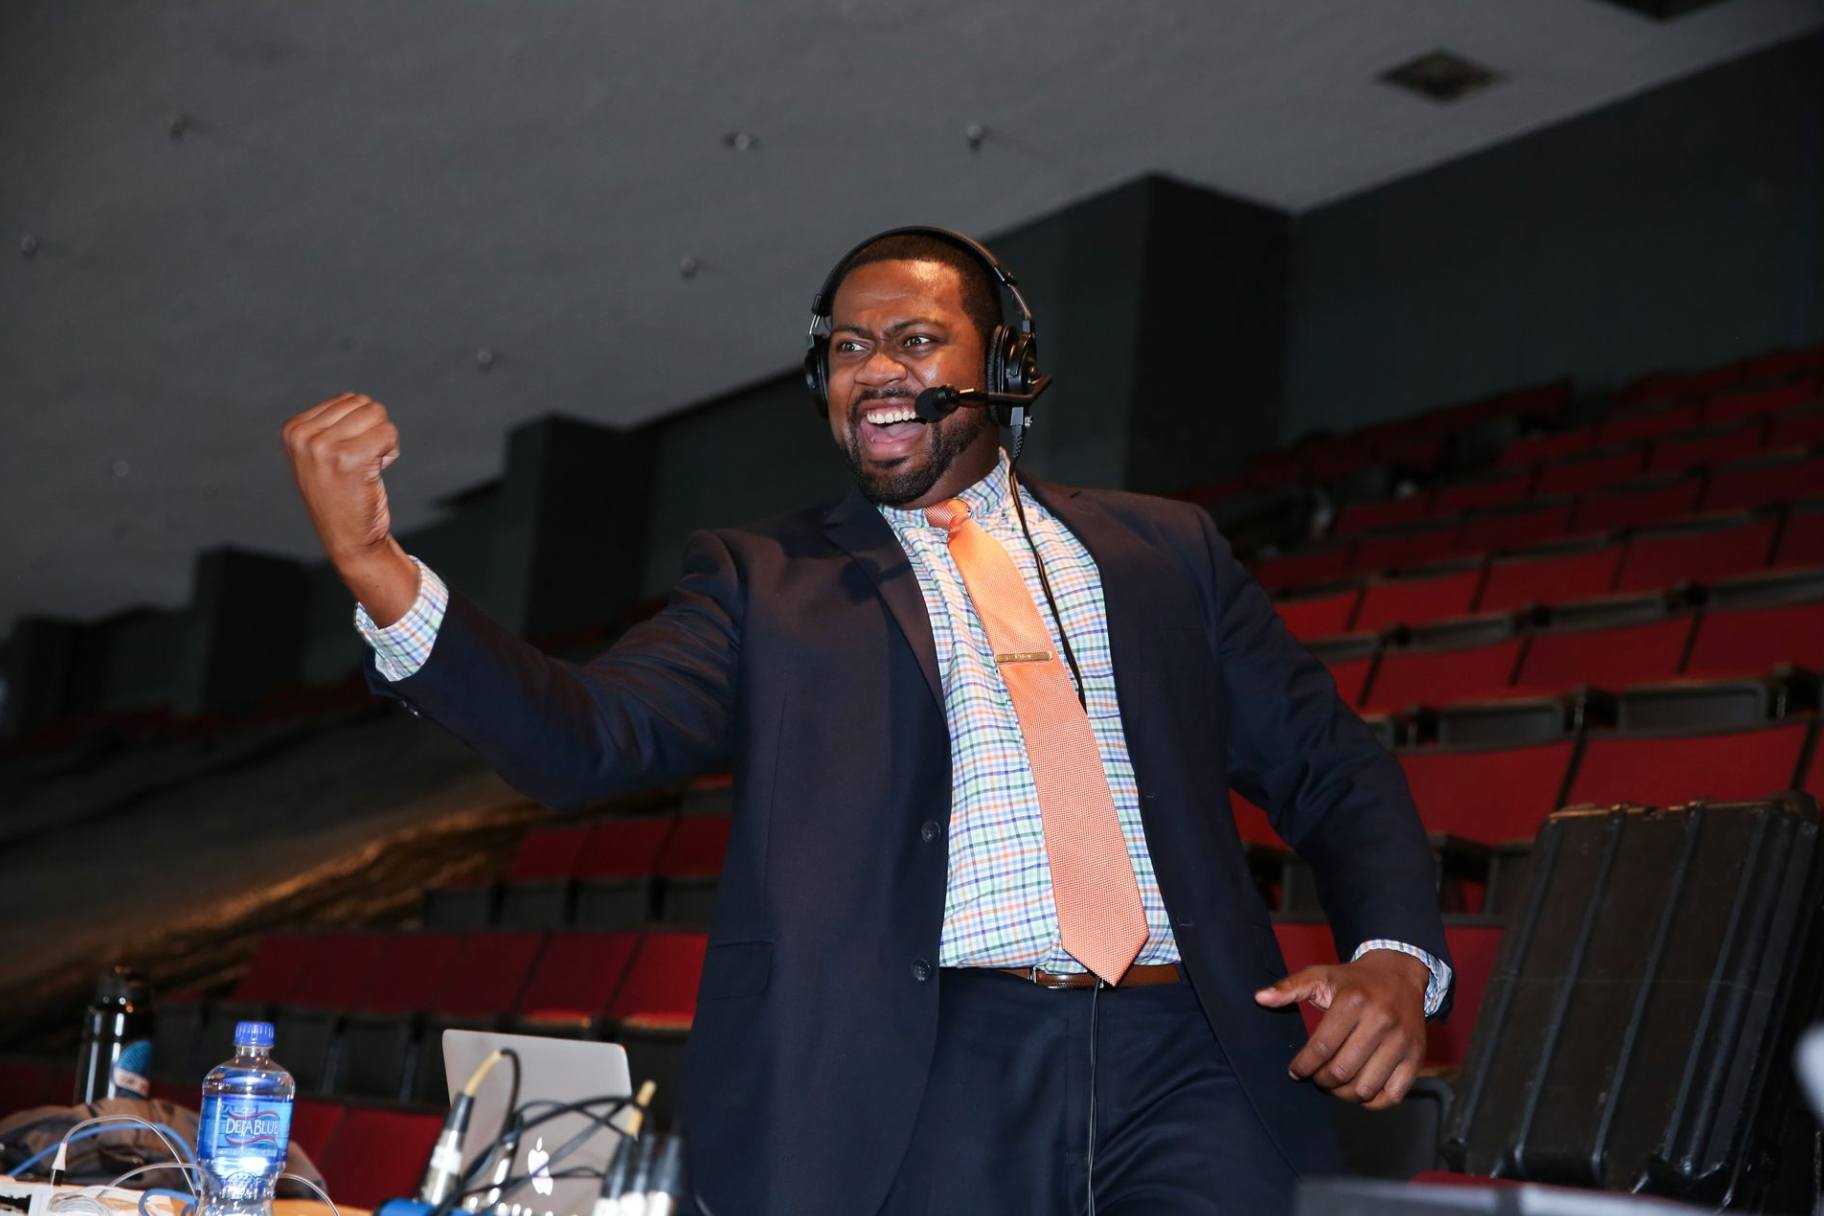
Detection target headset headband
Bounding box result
[806,225,1035,341]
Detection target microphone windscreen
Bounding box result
[913,386,960,422]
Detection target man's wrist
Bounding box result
[1356,948,1431,997]
[336,537,419,628]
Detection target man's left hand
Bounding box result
[1254,949,1429,1110]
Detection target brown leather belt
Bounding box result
[995,962,1182,989]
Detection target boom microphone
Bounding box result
[912,375,1054,424]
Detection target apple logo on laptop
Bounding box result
[526,1137,555,1197]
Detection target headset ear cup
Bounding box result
[804,342,829,417]
[985,325,1012,396]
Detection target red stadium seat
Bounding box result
[1568,475,1704,533]
[575,817,677,879]
[1766,403,1824,451]
[1600,401,1702,446]
[1334,496,1430,535]
[1305,634,1378,707]
[1702,450,1824,512]
[1739,345,1824,381]
[1500,426,1600,468]
[1775,503,1824,568]
[0,1058,58,1116]
[1683,599,1824,677]
[1454,500,1576,554]
[1352,521,1463,573]
[1703,376,1821,423]
[1397,740,1576,842]
[1614,513,1779,592]
[1433,468,1535,514]
[1534,445,1651,496]
[231,934,319,1004]
[1230,792,1283,847]
[607,931,709,1027]
[362,933,463,1014]
[657,815,731,878]
[1363,635,1523,713]
[1646,420,1767,475]
[1254,542,1354,590]
[1512,615,1694,694]
[1428,924,1504,1068]
[506,824,590,882]
[1354,564,1484,632]
[317,1107,444,1209]
[1275,584,1362,639]
[1565,721,1810,808]
[515,931,642,1032]
[1477,541,1623,614]
[429,932,546,1017]
[288,1098,347,1164]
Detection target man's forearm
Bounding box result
[337,536,420,628]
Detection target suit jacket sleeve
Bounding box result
[1198,510,1451,994]
[358,528,742,813]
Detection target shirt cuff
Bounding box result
[353,556,447,682]
[1353,939,1453,1019]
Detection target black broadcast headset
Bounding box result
[802,225,1052,463]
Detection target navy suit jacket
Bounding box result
[360,475,1449,1216]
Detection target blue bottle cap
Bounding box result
[233,1021,275,1048]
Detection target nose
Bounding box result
[853,346,909,387]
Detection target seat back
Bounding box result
[1397,741,1576,843]
[1614,514,1778,593]
[1566,722,1810,808]
[1513,616,1693,693]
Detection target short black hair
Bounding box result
[831,233,1003,347]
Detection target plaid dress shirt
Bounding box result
[356,454,1448,1010]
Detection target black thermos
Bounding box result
[74,965,155,1103]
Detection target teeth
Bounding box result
[865,406,916,425]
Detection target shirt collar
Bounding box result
[876,448,1014,533]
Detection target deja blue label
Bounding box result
[201,1098,292,1155]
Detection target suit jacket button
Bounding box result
[920,820,941,843]
[911,959,932,983]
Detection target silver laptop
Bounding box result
[443,1030,635,1216]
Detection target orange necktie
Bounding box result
[925,497,1148,985]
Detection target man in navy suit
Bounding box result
[281,229,1451,1215]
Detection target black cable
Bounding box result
[1007,466,1088,711]
[444,1093,640,1211]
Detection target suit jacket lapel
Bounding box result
[823,488,945,710]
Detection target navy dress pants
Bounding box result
[877,966,1302,1215]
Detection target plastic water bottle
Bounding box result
[74,965,155,1102]
[197,1021,294,1215]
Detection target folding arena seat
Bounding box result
[1685,575,1824,676]
[1230,792,1282,847]
[336,933,465,1102]
[1353,562,1484,632]
[412,931,548,1103]
[1500,425,1600,468]
[1361,617,1522,714]
[1701,450,1824,512]
[1767,402,1824,450]
[316,1107,445,1208]
[514,931,642,1037]
[1396,739,1576,843]
[271,932,390,1094]
[1613,512,1779,592]
[606,931,711,1131]
[1432,467,1535,514]
[1615,675,1807,730]
[1533,445,1651,497]
[1454,499,1576,554]
[1351,519,1463,573]
[1703,376,1821,423]
[571,816,677,929]
[1274,582,1362,640]
[656,813,733,925]
[1568,474,1704,534]
[1739,344,1824,381]
[496,823,591,929]
[288,1098,347,1164]
[1511,612,1694,696]
[1600,401,1704,446]
[1254,541,1355,589]
[1565,720,1810,809]
[1476,539,1623,614]
[420,873,497,930]
[0,1057,58,1116]
[1774,501,1824,567]
[1305,633,1379,707]
[1645,419,1768,476]
[1333,495,1430,535]
[231,933,322,1004]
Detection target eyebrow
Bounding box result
[830,317,949,339]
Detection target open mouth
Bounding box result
[858,401,927,456]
